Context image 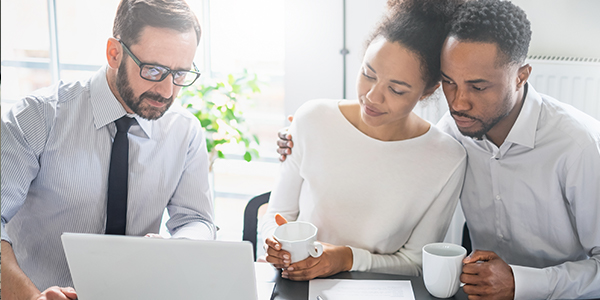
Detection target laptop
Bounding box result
[61,233,258,300]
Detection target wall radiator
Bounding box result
[415,56,600,123]
[527,56,600,121]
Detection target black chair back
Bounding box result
[242,192,271,261]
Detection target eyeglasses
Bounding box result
[119,39,201,87]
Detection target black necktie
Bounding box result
[106,116,135,235]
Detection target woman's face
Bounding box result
[356,37,432,129]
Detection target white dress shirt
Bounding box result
[260,99,467,276]
[1,67,216,291]
[438,83,600,299]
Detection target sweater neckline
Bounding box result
[333,99,433,144]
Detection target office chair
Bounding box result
[242,191,270,261]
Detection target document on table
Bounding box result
[309,279,415,300]
[254,262,277,300]
[257,282,276,300]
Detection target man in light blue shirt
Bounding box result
[438,0,600,299]
[1,0,216,299]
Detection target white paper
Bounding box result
[254,262,277,300]
[257,282,276,300]
[309,279,415,300]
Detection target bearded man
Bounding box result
[1,1,216,299]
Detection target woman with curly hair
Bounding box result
[260,0,467,281]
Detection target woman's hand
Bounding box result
[264,214,291,269]
[144,233,164,238]
[281,242,353,281]
[276,115,294,162]
[264,235,292,269]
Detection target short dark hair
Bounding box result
[113,0,201,46]
[449,0,531,66]
[367,0,465,90]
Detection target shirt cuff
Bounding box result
[349,246,371,272]
[511,264,551,300]
[1,222,12,245]
[171,221,216,240]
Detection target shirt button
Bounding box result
[495,195,501,200]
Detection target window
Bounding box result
[1,0,54,103]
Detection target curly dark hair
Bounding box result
[367,0,465,90]
[449,0,531,66]
[113,0,201,46]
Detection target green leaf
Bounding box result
[217,150,226,159]
[206,140,214,152]
[199,119,212,128]
[243,151,252,162]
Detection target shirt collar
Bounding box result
[133,116,153,138]
[90,66,152,138]
[503,83,543,149]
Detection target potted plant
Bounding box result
[178,69,261,172]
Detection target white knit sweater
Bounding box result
[259,99,466,276]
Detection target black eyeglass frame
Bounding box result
[118,39,201,87]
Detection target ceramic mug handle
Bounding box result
[308,241,324,258]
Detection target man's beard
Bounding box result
[451,93,512,140]
[116,60,174,120]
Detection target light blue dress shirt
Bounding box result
[1,67,216,291]
[438,84,600,299]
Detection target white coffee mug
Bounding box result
[273,221,324,263]
[422,242,467,298]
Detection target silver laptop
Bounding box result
[61,233,258,300]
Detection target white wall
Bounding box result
[511,0,600,59]
[344,0,388,100]
[284,0,387,117]
[284,0,344,117]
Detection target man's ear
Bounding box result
[420,82,441,100]
[516,64,532,90]
[106,37,122,69]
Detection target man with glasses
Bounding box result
[119,39,201,87]
[1,0,215,299]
